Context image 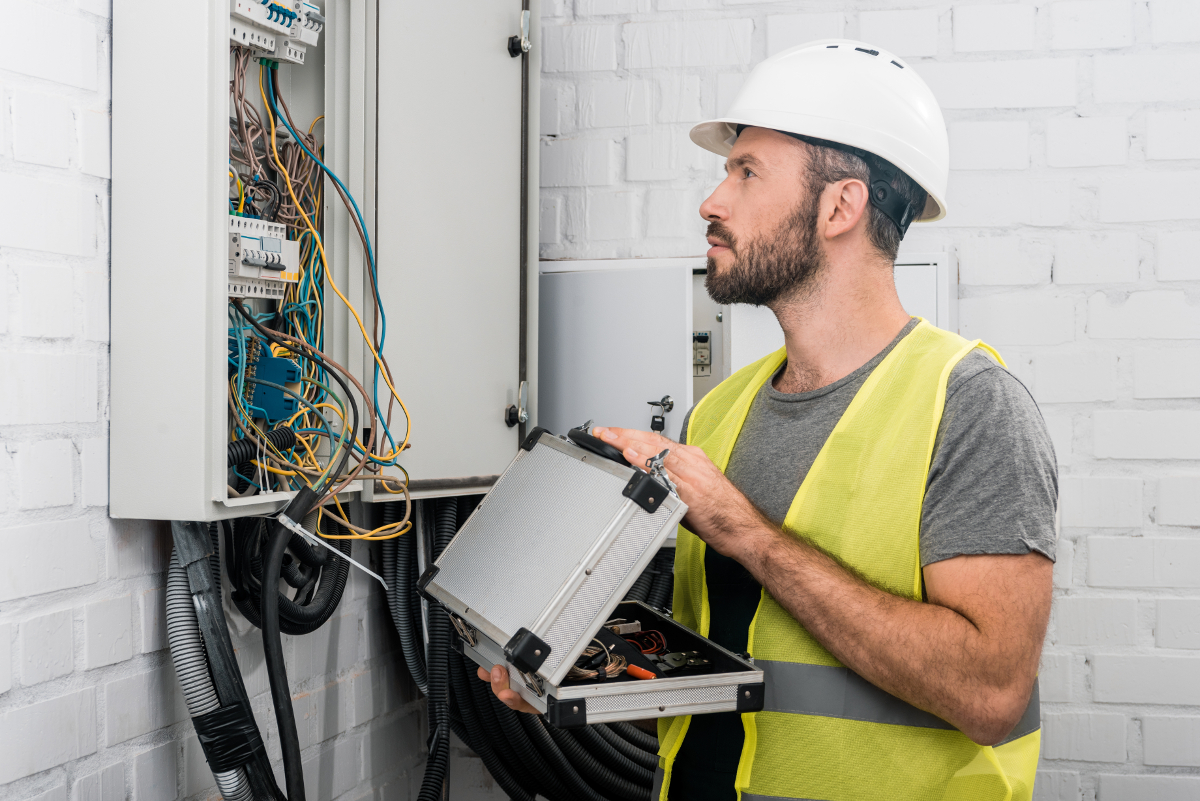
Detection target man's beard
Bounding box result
[704,193,824,307]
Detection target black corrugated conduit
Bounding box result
[416,497,458,801]
[382,497,670,801]
[611,720,661,754]
[546,722,647,801]
[167,547,255,801]
[594,722,660,772]
[381,501,428,694]
[169,488,356,801]
[227,426,297,466]
[167,521,283,801]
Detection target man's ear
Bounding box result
[823,179,871,239]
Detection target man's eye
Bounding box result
[744,168,755,178]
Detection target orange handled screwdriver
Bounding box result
[626,665,657,680]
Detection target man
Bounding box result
[482,40,1056,801]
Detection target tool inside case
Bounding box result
[422,424,765,726]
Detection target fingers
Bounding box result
[593,427,675,466]
[594,426,673,450]
[479,664,539,714]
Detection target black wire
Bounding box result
[231,298,359,495]
[260,486,320,801]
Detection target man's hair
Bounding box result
[801,141,929,262]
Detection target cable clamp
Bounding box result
[277,513,388,590]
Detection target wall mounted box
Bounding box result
[421,429,765,725]
[111,0,540,520]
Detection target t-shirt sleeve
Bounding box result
[920,352,1058,566]
[679,406,695,444]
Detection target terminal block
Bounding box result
[228,215,300,298]
[232,338,302,423]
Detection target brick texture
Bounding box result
[530,3,1200,796]
[954,4,1035,52]
[5,1,1200,798]
[0,4,424,801]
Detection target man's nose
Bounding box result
[700,185,729,222]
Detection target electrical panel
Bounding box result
[111,1,540,521]
[539,259,692,440]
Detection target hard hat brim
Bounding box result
[690,118,946,223]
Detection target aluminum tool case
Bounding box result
[419,428,765,727]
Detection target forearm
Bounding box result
[732,517,1033,744]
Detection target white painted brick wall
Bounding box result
[1157,599,1200,648]
[0,4,424,800]
[1045,115,1128,168]
[1143,716,1200,766]
[1049,1,1134,51]
[536,1,1200,797]
[953,4,1035,53]
[1157,477,1200,525]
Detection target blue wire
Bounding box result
[232,468,263,490]
[265,67,403,466]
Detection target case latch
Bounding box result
[622,449,674,513]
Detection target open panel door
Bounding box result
[373,1,535,495]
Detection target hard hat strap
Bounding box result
[735,125,916,238]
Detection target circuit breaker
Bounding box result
[110,0,540,521]
[693,331,712,378]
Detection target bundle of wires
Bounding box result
[567,639,628,681]
[383,499,670,801]
[220,50,429,801]
[225,46,414,540]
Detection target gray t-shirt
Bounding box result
[669,319,1058,801]
[682,318,1058,567]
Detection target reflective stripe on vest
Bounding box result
[655,320,1041,801]
[759,660,1041,746]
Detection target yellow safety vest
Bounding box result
[654,320,1041,801]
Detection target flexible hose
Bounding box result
[449,650,533,800]
[229,516,349,635]
[261,487,319,801]
[625,568,653,603]
[546,724,648,801]
[575,724,655,785]
[382,501,428,694]
[518,713,609,801]
[595,723,660,772]
[417,499,458,801]
[466,659,542,795]
[167,550,254,801]
[491,688,577,801]
[646,549,675,611]
[227,426,297,466]
[609,720,661,758]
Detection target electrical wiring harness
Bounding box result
[226,47,413,539]
[382,498,675,801]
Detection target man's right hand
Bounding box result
[476,664,540,715]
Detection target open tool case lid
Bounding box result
[419,426,689,687]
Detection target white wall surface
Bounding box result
[0,2,425,800]
[537,0,1200,798]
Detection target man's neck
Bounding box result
[768,256,911,394]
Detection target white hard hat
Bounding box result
[690,39,950,225]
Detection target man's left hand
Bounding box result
[592,426,760,558]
